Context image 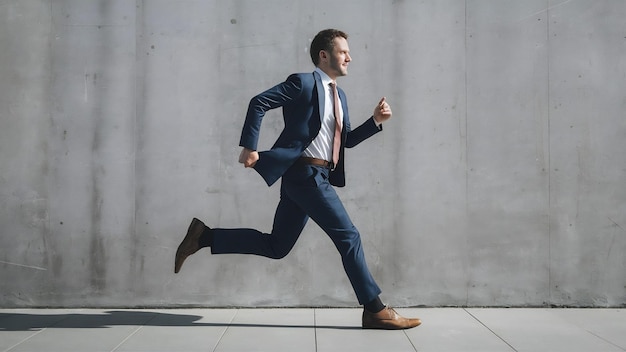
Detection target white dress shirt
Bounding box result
[302,68,343,162]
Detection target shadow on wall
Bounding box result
[0,310,361,331]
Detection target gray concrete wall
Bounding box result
[1,0,624,308]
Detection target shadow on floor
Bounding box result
[0,310,362,331]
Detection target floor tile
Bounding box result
[0,309,69,351]
[467,308,624,352]
[4,310,154,352]
[402,308,514,352]
[114,309,236,352]
[552,309,626,351]
[213,309,315,352]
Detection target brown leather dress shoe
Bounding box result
[362,306,422,330]
[174,218,206,273]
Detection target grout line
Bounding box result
[584,330,626,352]
[211,308,238,352]
[3,328,47,352]
[313,309,318,352]
[403,329,419,352]
[110,310,159,352]
[463,308,518,352]
[109,324,147,352]
[4,312,76,352]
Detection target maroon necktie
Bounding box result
[329,82,342,167]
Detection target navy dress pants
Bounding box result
[211,163,382,305]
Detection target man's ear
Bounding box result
[319,50,328,62]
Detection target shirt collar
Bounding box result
[314,67,335,87]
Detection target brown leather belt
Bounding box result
[297,157,333,169]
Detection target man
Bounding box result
[174,29,421,330]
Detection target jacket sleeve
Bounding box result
[239,74,303,151]
[341,90,382,148]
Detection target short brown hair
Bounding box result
[310,29,348,66]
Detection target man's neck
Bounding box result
[315,67,336,83]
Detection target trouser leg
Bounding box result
[282,165,382,305]
[211,182,308,259]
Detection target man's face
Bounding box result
[323,37,351,79]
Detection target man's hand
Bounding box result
[373,97,392,124]
[238,147,259,168]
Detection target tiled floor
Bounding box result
[0,308,624,351]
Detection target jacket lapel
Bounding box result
[338,88,348,131]
[313,71,325,123]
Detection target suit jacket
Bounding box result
[239,71,382,187]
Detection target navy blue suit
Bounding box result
[211,71,382,304]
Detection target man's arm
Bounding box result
[238,74,303,151]
[237,74,304,168]
[344,97,393,149]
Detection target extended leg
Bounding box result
[210,183,309,259]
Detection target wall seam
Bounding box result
[464,0,470,307]
[546,0,553,306]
